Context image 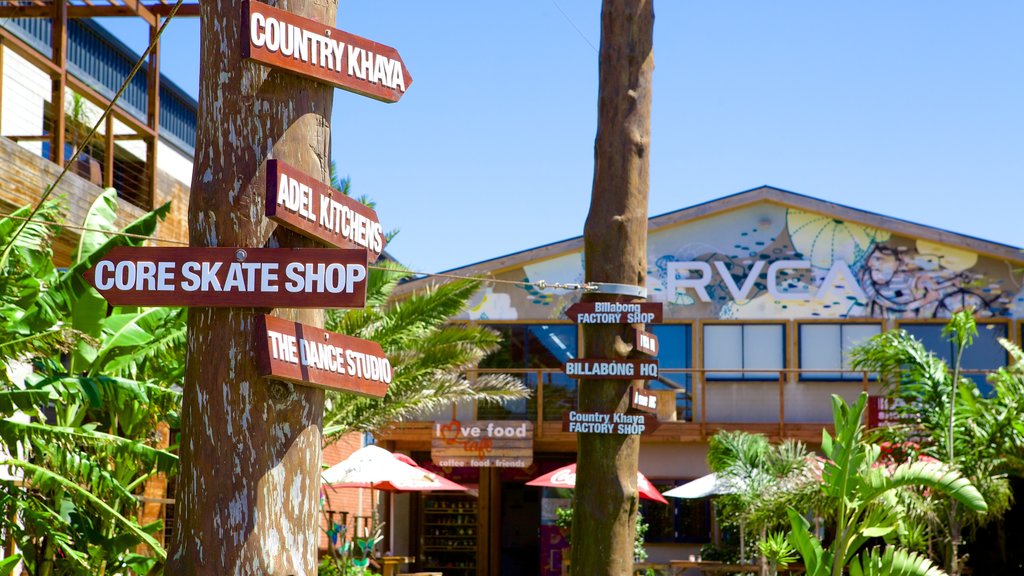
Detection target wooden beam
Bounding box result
[66,76,156,139]
[115,0,156,26]
[148,2,199,16]
[145,16,159,208]
[103,114,114,188]
[0,3,198,17]
[50,0,67,166]
[0,28,62,78]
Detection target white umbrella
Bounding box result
[661,473,742,499]
[322,445,430,486]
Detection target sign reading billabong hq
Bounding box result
[563,359,659,380]
[242,0,411,103]
[266,159,385,261]
[84,247,368,308]
[255,315,391,397]
[565,302,663,324]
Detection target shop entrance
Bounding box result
[499,480,540,575]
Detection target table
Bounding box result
[380,555,416,576]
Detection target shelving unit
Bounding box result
[420,494,478,575]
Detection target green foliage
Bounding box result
[758,530,798,576]
[787,393,987,576]
[553,506,649,561]
[0,193,181,574]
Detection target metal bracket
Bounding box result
[587,282,647,299]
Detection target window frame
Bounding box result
[796,319,883,381]
[700,320,788,381]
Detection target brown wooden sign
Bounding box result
[254,315,390,397]
[431,419,533,468]
[266,159,385,261]
[84,247,368,308]
[633,328,658,356]
[565,302,663,324]
[563,359,658,380]
[242,0,411,103]
[561,411,660,435]
[629,385,658,414]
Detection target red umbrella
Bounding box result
[526,463,669,504]
[325,448,468,492]
[381,453,469,492]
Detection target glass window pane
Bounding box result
[841,324,882,378]
[743,324,784,378]
[651,325,693,421]
[800,324,842,379]
[704,325,742,380]
[902,324,950,365]
[526,325,577,368]
[962,323,1007,395]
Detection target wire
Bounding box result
[548,0,598,54]
[0,0,188,263]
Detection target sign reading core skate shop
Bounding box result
[266,160,385,261]
[255,315,390,397]
[431,419,533,468]
[84,247,368,308]
[563,359,659,380]
[242,0,411,103]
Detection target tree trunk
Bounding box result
[166,0,335,573]
[570,1,654,575]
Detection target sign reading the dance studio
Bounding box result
[432,419,533,468]
[84,247,368,308]
[266,160,385,261]
[565,302,663,324]
[561,411,660,435]
[254,315,391,397]
[563,359,658,380]
[242,0,411,103]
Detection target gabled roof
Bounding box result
[395,185,1024,295]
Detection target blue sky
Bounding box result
[98,1,1023,275]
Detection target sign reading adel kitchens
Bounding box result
[254,315,391,397]
[84,247,368,308]
[266,159,385,261]
[242,0,411,103]
[432,419,533,468]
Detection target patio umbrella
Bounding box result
[661,473,742,499]
[321,445,431,488]
[526,463,669,504]
[380,453,469,492]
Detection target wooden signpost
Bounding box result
[431,419,533,468]
[254,315,391,397]
[633,328,658,356]
[562,411,660,435]
[266,159,385,261]
[565,301,663,324]
[84,246,368,308]
[564,358,658,380]
[628,385,658,414]
[242,0,412,103]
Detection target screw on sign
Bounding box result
[242,0,411,103]
[84,247,368,308]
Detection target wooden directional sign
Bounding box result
[633,328,658,356]
[629,385,658,414]
[84,247,368,308]
[565,302,662,324]
[266,160,385,261]
[254,315,390,397]
[563,359,659,380]
[242,0,411,103]
[561,411,660,435]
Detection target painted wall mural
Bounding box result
[455,203,1023,321]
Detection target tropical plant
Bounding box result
[850,312,1024,573]
[553,505,649,562]
[0,190,182,575]
[758,531,798,576]
[786,393,987,576]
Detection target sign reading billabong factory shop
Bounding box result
[431,419,533,468]
[563,358,659,380]
[254,315,391,397]
[565,302,663,324]
[84,247,368,308]
[562,411,660,435]
[242,0,411,102]
[266,159,385,261]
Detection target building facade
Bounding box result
[380,186,1024,575]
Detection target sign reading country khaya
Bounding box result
[254,315,391,397]
[561,411,660,435]
[563,358,658,380]
[84,247,368,308]
[242,0,411,102]
[266,159,385,261]
[565,301,663,324]
[431,419,533,468]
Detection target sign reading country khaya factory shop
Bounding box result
[266,159,385,261]
[242,0,411,102]
[84,247,368,308]
[254,315,391,397]
[561,411,660,435]
[431,419,533,468]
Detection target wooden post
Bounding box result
[103,114,115,188]
[165,0,335,572]
[570,1,653,575]
[50,0,67,165]
[145,17,160,208]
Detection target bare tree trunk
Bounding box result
[570,1,654,575]
[166,0,335,573]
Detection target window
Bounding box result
[799,323,881,380]
[703,324,785,380]
[649,324,692,420]
[642,480,712,543]
[902,322,1008,395]
[477,324,578,420]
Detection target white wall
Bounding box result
[1,46,49,157]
